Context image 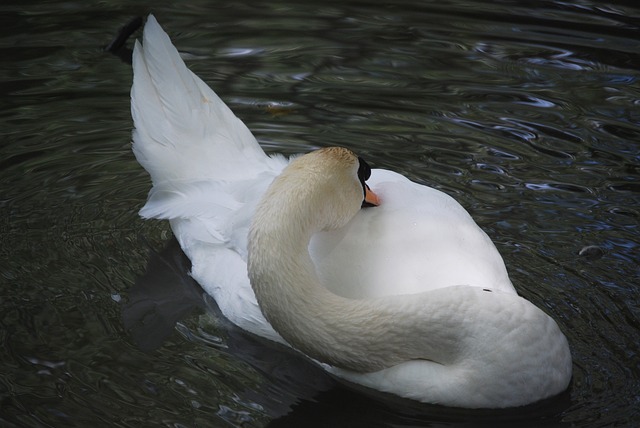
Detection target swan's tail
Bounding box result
[131,15,284,219]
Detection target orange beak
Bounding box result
[364,185,380,207]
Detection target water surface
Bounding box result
[1,1,639,427]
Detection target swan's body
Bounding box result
[131,15,572,408]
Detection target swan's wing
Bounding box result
[130,15,287,341]
[310,169,516,297]
[131,14,284,188]
[131,14,287,224]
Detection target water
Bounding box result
[1,0,638,426]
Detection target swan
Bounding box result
[130,15,572,408]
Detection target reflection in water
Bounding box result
[122,238,335,422]
[122,238,207,353]
[104,16,143,65]
[1,0,639,426]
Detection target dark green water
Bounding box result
[1,1,639,426]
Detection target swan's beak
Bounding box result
[363,185,380,207]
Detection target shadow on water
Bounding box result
[122,237,573,428]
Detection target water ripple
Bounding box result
[1,1,639,427]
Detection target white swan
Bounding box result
[131,15,572,408]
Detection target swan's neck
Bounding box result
[247,188,459,371]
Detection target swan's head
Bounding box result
[259,147,379,232]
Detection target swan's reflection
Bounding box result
[121,237,336,420]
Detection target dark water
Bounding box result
[1,0,639,426]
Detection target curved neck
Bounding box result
[247,191,460,371]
